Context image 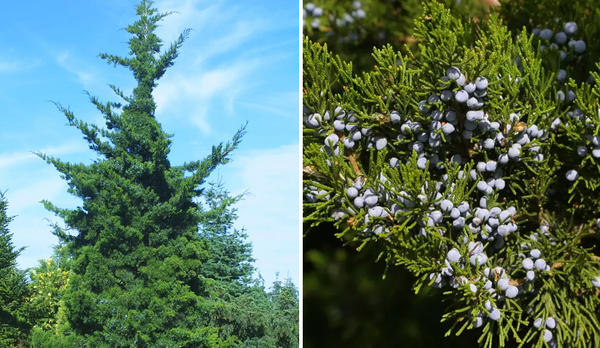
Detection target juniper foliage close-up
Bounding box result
[303,1,600,347]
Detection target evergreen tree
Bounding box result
[197,184,267,345]
[0,192,29,346]
[39,1,244,345]
[197,184,300,347]
[267,277,299,348]
[198,183,254,289]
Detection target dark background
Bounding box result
[303,222,480,348]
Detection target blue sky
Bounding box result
[0,0,299,287]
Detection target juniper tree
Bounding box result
[0,192,30,346]
[303,2,600,347]
[38,1,245,346]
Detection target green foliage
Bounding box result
[198,184,254,288]
[0,192,30,347]
[303,1,600,347]
[206,277,299,348]
[198,184,299,347]
[303,0,494,71]
[267,277,300,348]
[29,326,85,348]
[25,256,70,333]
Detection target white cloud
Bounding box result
[0,152,35,170]
[192,19,266,65]
[155,0,224,42]
[0,141,84,170]
[6,176,67,212]
[56,51,94,86]
[190,106,212,134]
[151,0,281,135]
[240,90,299,118]
[154,58,262,133]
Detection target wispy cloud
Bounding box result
[0,142,84,170]
[151,0,288,135]
[154,57,262,133]
[7,176,67,212]
[155,0,224,42]
[0,152,35,170]
[56,51,95,86]
[192,19,266,65]
[240,90,298,118]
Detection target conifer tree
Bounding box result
[39,1,244,345]
[0,192,29,346]
[268,278,300,348]
[197,184,300,347]
[197,184,267,345]
[198,183,254,289]
[304,1,600,347]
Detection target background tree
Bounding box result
[38,1,247,345]
[198,183,270,345]
[0,192,30,346]
[25,250,85,348]
[198,183,254,289]
[198,184,299,347]
[266,277,299,348]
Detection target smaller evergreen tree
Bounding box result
[268,277,300,348]
[198,184,300,346]
[0,192,30,346]
[198,183,254,289]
